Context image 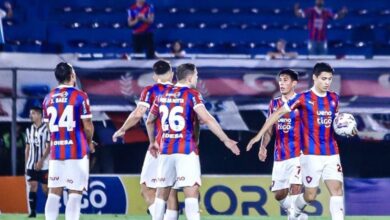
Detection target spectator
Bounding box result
[295,0,347,55]
[267,39,298,59]
[128,0,155,59]
[0,1,13,51]
[171,41,186,58]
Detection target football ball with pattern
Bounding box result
[333,113,357,137]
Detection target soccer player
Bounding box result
[247,69,307,220]
[147,63,240,220]
[43,62,95,220]
[25,106,50,218]
[247,63,356,220]
[112,60,180,220]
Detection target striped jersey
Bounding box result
[304,7,335,41]
[284,89,339,155]
[138,82,173,141]
[150,84,203,155]
[42,85,92,160]
[128,2,154,34]
[268,96,302,161]
[25,123,50,170]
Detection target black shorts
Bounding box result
[26,169,48,184]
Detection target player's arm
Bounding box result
[194,118,200,146]
[112,105,148,142]
[25,143,30,172]
[334,7,348,19]
[127,10,139,27]
[144,11,154,24]
[145,111,159,157]
[246,106,289,151]
[82,118,95,153]
[194,105,240,155]
[258,126,273,162]
[36,141,50,171]
[294,3,305,18]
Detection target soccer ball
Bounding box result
[333,113,357,137]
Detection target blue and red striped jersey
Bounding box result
[304,7,334,41]
[268,96,302,161]
[138,82,173,141]
[285,89,339,155]
[127,3,154,34]
[150,84,203,155]
[42,85,92,160]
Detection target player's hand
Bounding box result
[112,129,125,142]
[258,146,267,162]
[148,141,159,158]
[89,141,97,154]
[340,6,348,14]
[347,127,358,138]
[223,139,240,155]
[137,13,145,20]
[246,136,260,152]
[34,160,43,171]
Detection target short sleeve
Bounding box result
[138,86,153,109]
[267,100,274,117]
[284,94,303,112]
[191,90,204,109]
[148,4,155,14]
[25,128,30,143]
[127,9,133,18]
[80,92,92,119]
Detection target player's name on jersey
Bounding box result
[159,97,184,104]
[50,97,68,104]
[52,139,74,146]
[162,133,184,139]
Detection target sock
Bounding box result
[148,203,155,217]
[292,194,308,217]
[45,193,61,220]
[163,209,179,220]
[279,195,292,212]
[29,192,37,213]
[65,193,82,220]
[184,198,200,220]
[330,196,344,220]
[153,198,166,220]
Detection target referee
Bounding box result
[25,106,50,218]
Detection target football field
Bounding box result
[0,215,389,220]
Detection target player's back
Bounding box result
[43,85,92,160]
[269,97,302,161]
[155,84,203,155]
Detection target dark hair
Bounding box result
[153,60,171,75]
[176,63,196,81]
[278,69,299,81]
[30,106,42,115]
[312,62,334,77]
[55,62,73,83]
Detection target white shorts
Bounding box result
[271,157,302,191]
[48,156,89,191]
[300,154,344,188]
[156,152,201,189]
[140,151,158,188]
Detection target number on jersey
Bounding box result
[47,105,76,132]
[159,105,185,132]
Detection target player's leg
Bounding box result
[45,160,65,220]
[26,170,38,217]
[140,151,158,216]
[164,189,179,220]
[323,155,344,220]
[154,154,176,220]
[176,152,201,220]
[39,170,49,196]
[271,160,291,212]
[64,156,89,220]
[183,185,200,220]
[291,155,323,219]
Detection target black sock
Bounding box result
[29,192,37,213]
